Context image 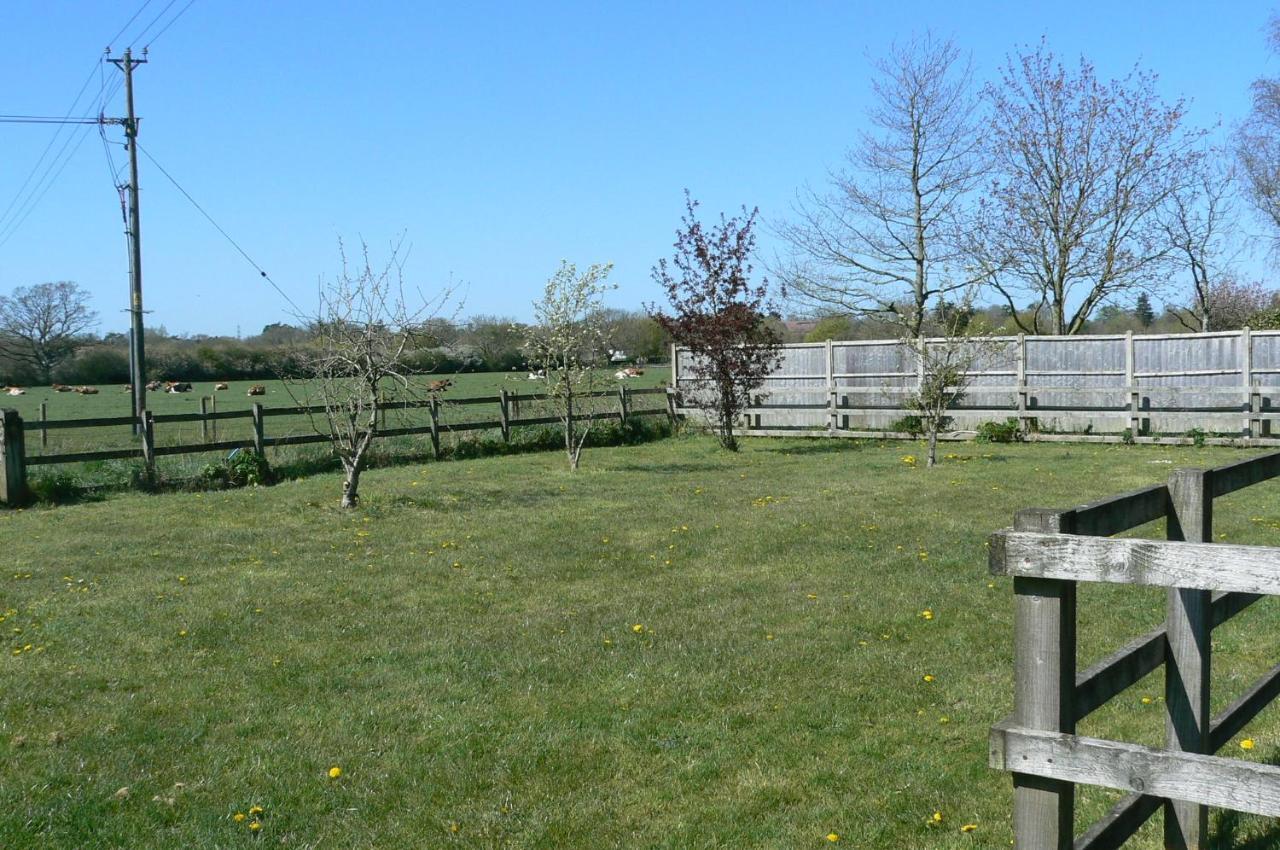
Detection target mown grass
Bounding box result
[3,437,1280,848]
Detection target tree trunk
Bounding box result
[341,468,361,508]
[564,394,577,470]
[926,427,938,468]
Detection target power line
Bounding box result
[0,115,102,124]
[0,124,94,249]
[130,0,181,47]
[0,59,101,234]
[143,0,199,49]
[135,142,303,315]
[106,0,156,50]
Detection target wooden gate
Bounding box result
[988,452,1280,848]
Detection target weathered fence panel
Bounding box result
[676,329,1280,439]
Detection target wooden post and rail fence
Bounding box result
[0,386,676,505]
[988,451,1280,848]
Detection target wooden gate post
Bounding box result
[428,397,441,460]
[141,411,156,480]
[498,389,511,443]
[1011,507,1076,850]
[251,403,265,456]
[39,401,48,449]
[200,396,210,443]
[1165,468,1213,848]
[618,385,629,426]
[0,409,27,506]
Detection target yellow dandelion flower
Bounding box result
[960,823,977,833]
[921,609,934,620]
[1241,738,1256,750]
[328,766,342,779]
[765,634,775,640]
[248,820,261,832]
[632,624,644,634]
[178,630,188,637]
[923,674,935,683]
[233,812,246,822]
[826,833,839,843]
[450,821,461,833]
[932,811,943,823]
[248,805,263,815]
[1141,696,1153,705]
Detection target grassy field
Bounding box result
[4,436,1280,848]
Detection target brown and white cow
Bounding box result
[247,385,266,396]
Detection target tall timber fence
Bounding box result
[0,387,675,505]
[987,452,1280,849]
[672,329,1280,444]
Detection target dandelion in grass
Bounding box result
[931,811,943,824]
[826,833,839,843]
[923,675,935,683]
[920,609,933,620]
[249,820,261,832]
[1241,738,1256,751]
[632,624,645,634]
[1141,696,1153,705]
[960,823,977,833]
[450,821,461,833]
[328,766,342,779]
[249,805,263,816]
[233,812,246,823]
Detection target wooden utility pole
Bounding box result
[108,48,148,430]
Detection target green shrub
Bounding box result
[28,471,83,504]
[1186,427,1207,448]
[889,415,924,437]
[200,449,272,488]
[976,418,1021,443]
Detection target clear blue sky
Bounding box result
[0,1,1276,337]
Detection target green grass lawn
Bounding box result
[3,436,1280,848]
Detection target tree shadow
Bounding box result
[756,439,861,456]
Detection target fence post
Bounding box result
[499,389,511,442]
[252,403,265,456]
[428,397,441,459]
[0,409,27,506]
[826,338,837,431]
[378,388,387,431]
[666,387,679,426]
[1243,327,1255,439]
[618,385,629,426]
[201,396,210,443]
[1125,330,1140,436]
[1164,468,1212,848]
[141,411,156,480]
[1011,507,1076,850]
[211,393,218,442]
[1016,333,1028,436]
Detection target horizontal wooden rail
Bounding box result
[23,414,136,430]
[154,439,251,457]
[990,532,1280,596]
[990,725,1280,818]
[152,409,252,424]
[27,447,142,465]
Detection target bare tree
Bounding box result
[776,33,986,339]
[523,261,614,471]
[0,281,98,383]
[1237,14,1280,250]
[650,194,782,452]
[1160,153,1239,332]
[979,41,1204,334]
[291,238,454,508]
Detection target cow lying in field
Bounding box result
[3,386,23,396]
[428,379,452,394]
[248,385,266,396]
[614,367,644,380]
[146,380,164,392]
[75,386,98,395]
[52,384,73,392]
[165,381,192,393]
[214,382,228,391]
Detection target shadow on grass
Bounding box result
[756,440,862,456]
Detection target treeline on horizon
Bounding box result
[0,311,674,387]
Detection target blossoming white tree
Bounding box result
[524,260,614,470]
